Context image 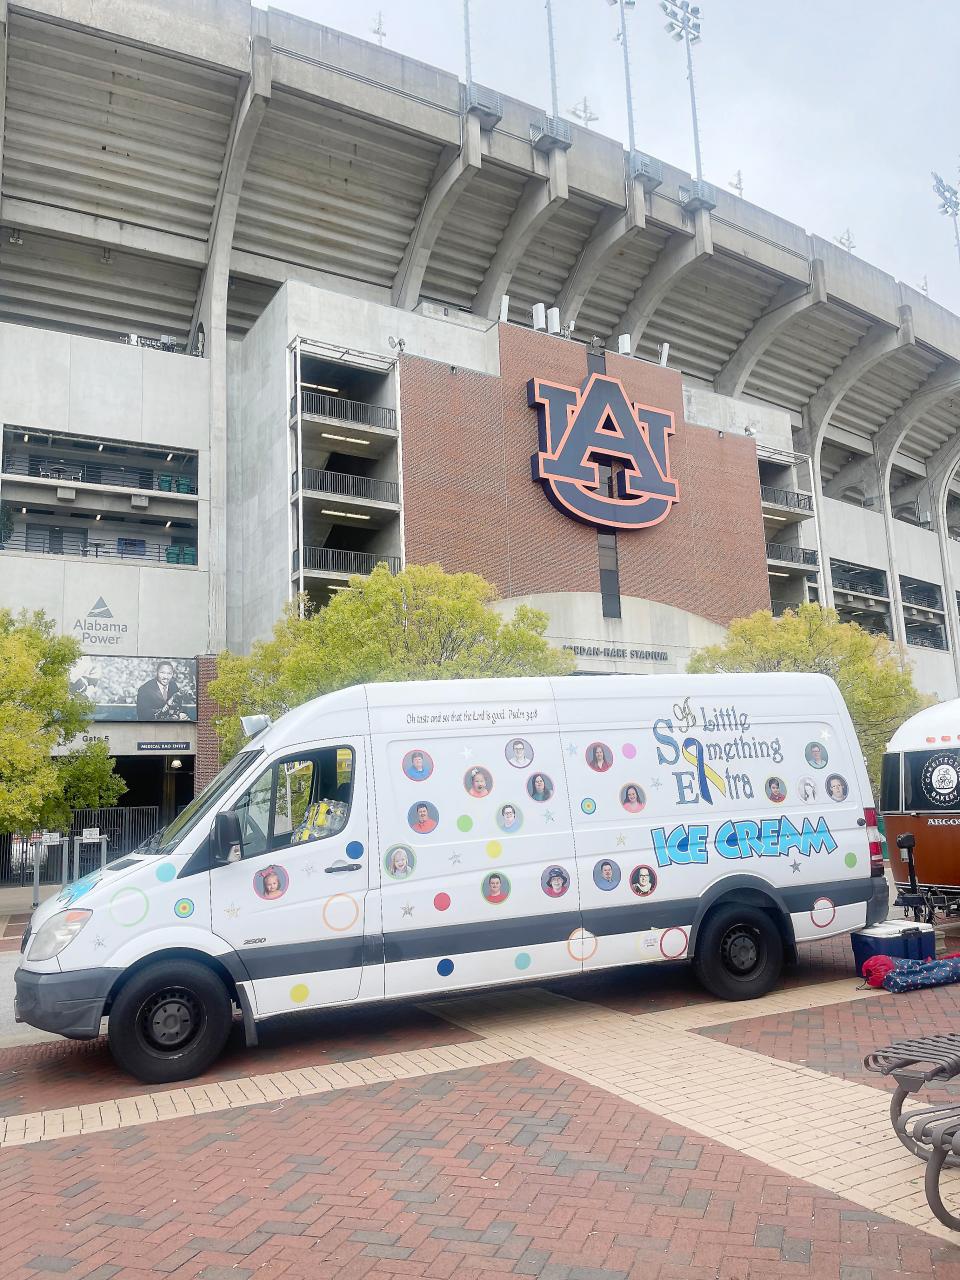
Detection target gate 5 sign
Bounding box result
[528,373,679,530]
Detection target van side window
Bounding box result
[229,747,355,858]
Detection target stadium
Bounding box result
[2,0,960,818]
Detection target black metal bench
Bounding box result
[864,1035,960,1229]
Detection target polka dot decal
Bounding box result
[437,958,454,977]
[486,840,503,859]
[110,887,149,928]
[844,852,858,869]
[155,863,176,882]
[811,897,836,929]
[457,815,473,833]
[514,953,532,971]
[346,841,364,860]
[290,984,310,1004]
[322,893,360,932]
[433,892,451,911]
[581,798,597,815]
[659,927,689,960]
[174,898,194,918]
[567,928,598,962]
[622,743,637,760]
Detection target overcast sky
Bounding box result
[257,0,960,313]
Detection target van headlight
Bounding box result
[28,910,92,962]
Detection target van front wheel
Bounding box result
[108,960,233,1083]
[693,904,783,1001]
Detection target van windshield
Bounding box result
[156,750,262,855]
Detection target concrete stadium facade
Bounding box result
[3,0,960,815]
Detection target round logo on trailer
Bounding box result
[810,897,836,929]
[921,752,960,807]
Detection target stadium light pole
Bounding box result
[604,0,637,157]
[545,0,560,119]
[463,0,473,93]
[933,172,960,268]
[661,1,704,183]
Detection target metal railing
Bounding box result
[2,454,197,494]
[297,390,396,432]
[760,484,814,512]
[0,530,197,564]
[832,566,889,598]
[906,628,949,651]
[300,547,401,576]
[0,806,159,886]
[298,468,400,504]
[900,581,943,611]
[765,542,819,567]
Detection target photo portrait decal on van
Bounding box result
[402,749,433,782]
[464,766,493,798]
[384,845,416,879]
[408,801,439,834]
[541,866,570,898]
[825,774,849,803]
[254,865,289,901]
[505,738,534,768]
[482,872,510,904]
[593,859,621,890]
[527,773,553,802]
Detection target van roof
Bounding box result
[251,672,842,752]
[888,699,960,753]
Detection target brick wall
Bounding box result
[399,325,770,627]
[195,653,221,794]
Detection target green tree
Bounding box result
[210,563,575,760]
[687,603,928,791]
[0,609,127,833]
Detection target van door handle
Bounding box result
[325,863,362,873]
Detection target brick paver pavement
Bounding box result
[7,938,960,1276]
[3,1057,960,1280]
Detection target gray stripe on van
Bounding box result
[227,876,875,978]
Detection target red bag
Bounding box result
[862,955,897,987]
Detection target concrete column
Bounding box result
[190,30,272,654]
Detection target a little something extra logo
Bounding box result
[528,372,679,530]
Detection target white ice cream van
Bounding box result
[15,673,887,1082]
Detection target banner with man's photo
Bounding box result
[69,656,198,723]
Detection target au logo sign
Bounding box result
[528,373,679,530]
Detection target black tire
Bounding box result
[108,959,233,1084]
[693,903,783,1001]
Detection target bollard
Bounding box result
[99,835,108,871]
[71,835,81,883]
[61,840,69,886]
[32,841,41,910]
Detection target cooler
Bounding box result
[851,921,936,975]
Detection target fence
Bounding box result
[0,806,160,886]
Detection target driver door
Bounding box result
[209,739,370,1015]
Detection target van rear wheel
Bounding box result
[108,960,233,1084]
[693,904,783,1001]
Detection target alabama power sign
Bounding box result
[528,372,679,530]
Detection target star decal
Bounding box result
[462,745,473,759]
[616,834,626,847]
[820,728,832,741]
[566,742,578,757]
[544,809,556,823]
[790,859,802,874]
[401,902,414,918]
[224,903,240,919]
[94,935,105,950]
[304,863,316,876]
[650,777,662,790]
[449,852,462,866]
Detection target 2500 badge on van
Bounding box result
[15,674,888,1082]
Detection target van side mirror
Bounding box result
[212,810,242,865]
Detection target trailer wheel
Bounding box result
[108,960,233,1083]
[693,904,783,1001]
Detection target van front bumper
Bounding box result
[14,967,118,1040]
